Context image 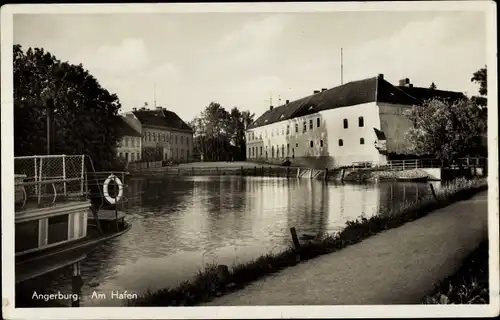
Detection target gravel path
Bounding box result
[203,191,488,305]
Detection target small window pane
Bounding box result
[339,139,344,146]
[360,138,365,145]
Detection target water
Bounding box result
[25,176,438,306]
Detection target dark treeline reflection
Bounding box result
[33,177,436,306]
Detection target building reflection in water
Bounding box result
[38,176,436,306]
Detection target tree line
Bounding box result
[190,102,255,161]
[405,66,488,163]
[13,45,124,170]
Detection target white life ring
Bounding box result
[103,174,123,205]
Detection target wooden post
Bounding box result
[290,227,301,261]
[429,183,438,201]
[71,262,83,307]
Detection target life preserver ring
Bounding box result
[103,174,123,205]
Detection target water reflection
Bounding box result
[35,176,437,306]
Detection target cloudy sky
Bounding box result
[13,10,486,122]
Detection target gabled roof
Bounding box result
[248,76,421,129]
[396,86,466,104]
[117,117,142,137]
[132,108,192,132]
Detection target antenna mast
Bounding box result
[341,47,344,85]
[153,83,157,108]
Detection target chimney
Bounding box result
[398,78,412,87]
[270,106,274,111]
[156,106,162,111]
[285,100,290,104]
[313,90,320,94]
[132,107,137,111]
[378,74,384,79]
[399,79,405,86]
[321,88,327,92]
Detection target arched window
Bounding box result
[320,140,324,147]
[358,116,364,127]
[310,140,314,147]
[343,119,348,129]
[338,139,344,146]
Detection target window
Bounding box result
[358,116,364,127]
[181,136,184,144]
[339,139,344,146]
[343,119,348,129]
[47,214,69,245]
[310,140,314,147]
[152,133,156,142]
[309,119,313,129]
[271,146,275,158]
[320,140,324,147]
[295,143,298,147]
[15,220,39,253]
[287,143,290,155]
[175,136,178,144]
[277,146,280,158]
[295,123,299,133]
[286,125,290,135]
[303,121,307,133]
[360,138,365,145]
[260,146,263,156]
[281,144,284,157]
[317,118,321,127]
[281,127,284,135]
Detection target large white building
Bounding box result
[246,74,464,169]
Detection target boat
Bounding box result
[14,154,132,284]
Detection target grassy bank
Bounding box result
[128,177,487,307]
[422,240,489,304]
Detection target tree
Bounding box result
[404,98,487,162]
[191,102,254,161]
[14,45,123,170]
[429,82,437,90]
[471,66,487,108]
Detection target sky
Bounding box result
[13,10,487,123]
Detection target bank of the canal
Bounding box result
[201,190,488,306]
[128,177,487,306]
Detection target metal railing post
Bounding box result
[402,160,405,170]
[81,155,85,196]
[62,155,67,197]
[38,158,43,205]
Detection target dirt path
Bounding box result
[203,191,488,305]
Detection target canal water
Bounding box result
[32,176,438,306]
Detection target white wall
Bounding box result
[246,102,388,167]
[377,102,414,154]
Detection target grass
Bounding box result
[422,240,489,304]
[128,177,487,307]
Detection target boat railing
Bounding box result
[15,155,87,211]
[84,170,131,211]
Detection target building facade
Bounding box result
[123,106,194,163]
[246,74,465,169]
[116,117,142,163]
